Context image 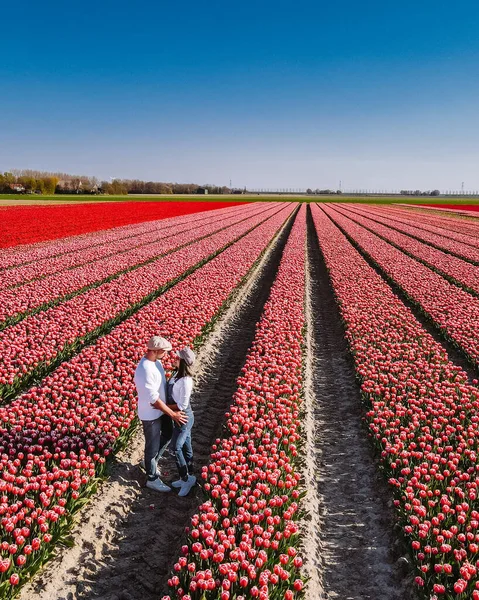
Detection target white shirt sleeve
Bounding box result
[172,377,193,410]
[134,358,163,421]
[157,361,167,402]
[144,364,161,404]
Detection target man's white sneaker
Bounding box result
[171,479,183,489]
[178,475,196,497]
[140,460,162,478]
[146,478,171,493]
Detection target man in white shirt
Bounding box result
[134,336,187,492]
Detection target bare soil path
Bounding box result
[302,207,415,600]
[18,210,297,600]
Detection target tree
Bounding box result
[108,180,128,195]
[430,189,440,196]
[18,176,37,192]
[306,188,313,195]
[70,178,82,193]
[41,177,59,195]
[3,172,15,185]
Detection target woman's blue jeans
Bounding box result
[171,407,194,480]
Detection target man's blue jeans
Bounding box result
[142,417,162,481]
[171,407,194,480]
[142,415,173,481]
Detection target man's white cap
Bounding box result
[147,336,172,351]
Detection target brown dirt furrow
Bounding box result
[302,207,415,600]
[18,209,297,600]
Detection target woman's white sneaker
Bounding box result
[146,478,171,493]
[171,479,183,489]
[178,475,196,497]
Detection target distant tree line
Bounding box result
[1,170,444,197]
[111,180,231,195]
[306,189,343,195]
[0,170,232,195]
[400,189,440,196]
[0,170,62,195]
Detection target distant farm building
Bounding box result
[8,184,26,193]
[197,187,209,195]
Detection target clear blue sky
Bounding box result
[2,0,479,191]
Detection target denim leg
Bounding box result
[142,418,161,481]
[170,426,185,478]
[183,410,194,465]
[173,411,194,480]
[155,414,173,462]
[182,432,194,465]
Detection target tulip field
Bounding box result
[3,200,479,599]
[0,201,247,249]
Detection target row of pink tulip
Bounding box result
[0,204,297,596]
[331,205,479,295]
[380,205,479,239]
[1,204,261,289]
[164,206,307,600]
[0,205,290,402]
[322,205,479,371]
[346,204,479,248]
[351,204,479,246]
[342,205,479,263]
[0,204,276,325]
[311,204,479,599]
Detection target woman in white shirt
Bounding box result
[168,347,196,497]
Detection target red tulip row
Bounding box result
[0,201,247,251]
[330,205,479,295]
[378,205,479,239]
[0,204,296,597]
[312,204,479,598]
[163,206,307,600]
[1,203,260,288]
[321,205,479,371]
[0,204,276,326]
[340,204,479,264]
[0,204,288,403]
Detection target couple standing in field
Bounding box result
[134,336,196,497]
